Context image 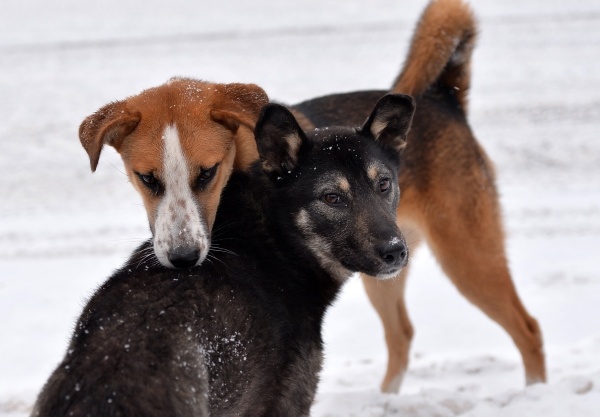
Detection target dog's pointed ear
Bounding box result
[210,83,269,132]
[79,100,141,172]
[254,103,309,177]
[361,94,416,152]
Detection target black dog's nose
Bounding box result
[168,247,200,269]
[376,240,408,266]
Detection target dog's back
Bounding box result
[32,207,326,416]
[32,240,316,417]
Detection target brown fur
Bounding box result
[393,0,476,112]
[79,78,268,265]
[384,0,545,392]
[289,0,545,393]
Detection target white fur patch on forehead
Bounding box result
[162,124,190,185]
[153,124,209,268]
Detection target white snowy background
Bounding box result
[1,0,599,415]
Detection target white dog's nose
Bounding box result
[168,246,200,269]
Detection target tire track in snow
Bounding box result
[2,11,600,54]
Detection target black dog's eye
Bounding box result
[137,172,162,195]
[379,178,391,193]
[322,193,342,206]
[196,165,218,187]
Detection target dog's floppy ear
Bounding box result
[210,83,269,171]
[210,83,269,132]
[254,103,309,176]
[79,100,141,172]
[361,94,416,152]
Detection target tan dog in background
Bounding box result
[288,0,546,392]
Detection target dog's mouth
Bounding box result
[374,267,404,280]
[340,258,403,280]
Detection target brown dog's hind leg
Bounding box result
[361,225,422,393]
[421,184,547,386]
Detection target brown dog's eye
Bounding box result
[379,178,391,193]
[322,193,342,206]
[196,165,218,188]
[136,172,162,195]
[140,174,156,184]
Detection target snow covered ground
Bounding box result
[1,0,600,415]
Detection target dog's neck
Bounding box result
[253,167,354,284]
[215,166,343,308]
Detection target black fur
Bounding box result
[32,95,415,417]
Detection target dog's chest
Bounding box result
[275,343,324,415]
[200,336,323,417]
[200,297,325,416]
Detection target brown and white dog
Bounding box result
[79,79,267,268]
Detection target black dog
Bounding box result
[32,94,415,417]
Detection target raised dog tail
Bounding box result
[391,0,477,114]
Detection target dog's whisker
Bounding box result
[398,227,418,239]
[109,162,128,177]
[209,245,238,257]
[206,253,227,268]
[111,238,147,247]
[135,248,155,259]
[211,220,243,233]
[211,236,243,244]
[134,250,158,270]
